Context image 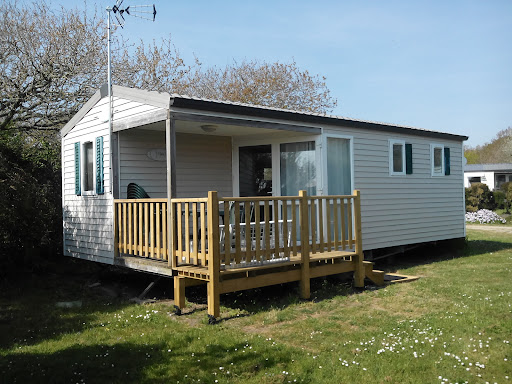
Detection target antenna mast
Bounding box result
[106,0,156,197]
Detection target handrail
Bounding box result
[114,199,168,260]
[114,190,363,274]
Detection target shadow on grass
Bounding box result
[211,275,356,316]
[1,334,298,383]
[0,258,138,351]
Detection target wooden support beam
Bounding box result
[353,190,365,287]
[207,191,221,318]
[220,269,301,294]
[299,190,311,299]
[174,276,186,309]
[166,112,176,268]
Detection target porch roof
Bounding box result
[62,85,469,142]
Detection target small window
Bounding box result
[431,144,450,176]
[496,174,508,189]
[75,137,104,196]
[83,141,94,192]
[389,140,405,176]
[469,176,482,185]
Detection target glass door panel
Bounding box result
[239,145,272,197]
[326,137,352,244]
[280,141,316,196]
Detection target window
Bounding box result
[280,141,316,196]
[83,141,94,192]
[389,140,412,176]
[469,176,482,185]
[327,137,351,195]
[74,136,104,196]
[496,174,512,189]
[431,144,450,176]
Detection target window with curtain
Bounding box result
[83,141,94,192]
[280,141,316,196]
[327,137,351,195]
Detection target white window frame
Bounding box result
[389,139,406,176]
[431,143,445,177]
[80,137,98,196]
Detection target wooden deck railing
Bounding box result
[114,191,362,270]
[114,191,364,318]
[114,199,168,260]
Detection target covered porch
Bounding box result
[110,93,383,318]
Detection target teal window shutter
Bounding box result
[444,147,450,175]
[74,142,81,195]
[96,136,104,194]
[405,143,413,174]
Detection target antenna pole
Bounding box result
[106,6,114,197]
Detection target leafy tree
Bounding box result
[0,129,61,271]
[465,183,496,212]
[500,181,512,213]
[464,127,512,164]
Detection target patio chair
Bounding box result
[127,183,150,199]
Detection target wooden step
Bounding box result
[363,261,385,286]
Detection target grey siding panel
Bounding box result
[119,130,232,198]
[324,126,465,251]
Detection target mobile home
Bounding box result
[61,85,467,317]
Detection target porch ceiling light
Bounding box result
[200,124,217,133]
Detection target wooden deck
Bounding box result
[114,190,385,319]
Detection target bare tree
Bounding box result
[0,2,191,132]
[183,59,337,114]
[1,2,337,133]
[0,2,105,131]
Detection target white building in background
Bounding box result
[464,163,512,190]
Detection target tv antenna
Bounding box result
[106,1,156,196]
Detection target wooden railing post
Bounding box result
[113,201,119,258]
[353,190,365,287]
[207,191,221,318]
[299,190,311,299]
[169,199,175,268]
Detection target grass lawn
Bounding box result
[1,228,511,383]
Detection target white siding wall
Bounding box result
[324,127,465,251]
[119,131,232,198]
[62,97,162,264]
[464,171,495,190]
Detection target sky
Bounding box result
[55,0,511,147]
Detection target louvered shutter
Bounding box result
[96,136,104,194]
[405,143,413,174]
[444,147,450,175]
[74,142,81,195]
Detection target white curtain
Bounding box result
[280,141,316,196]
[327,138,351,195]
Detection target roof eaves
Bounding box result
[169,94,469,142]
[113,85,171,109]
[61,84,108,138]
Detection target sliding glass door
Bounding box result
[280,141,316,196]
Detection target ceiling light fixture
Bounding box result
[200,124,217,133]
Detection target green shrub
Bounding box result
[465,183,496,212]
[494,191,506,209]
[501,181,512,213]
